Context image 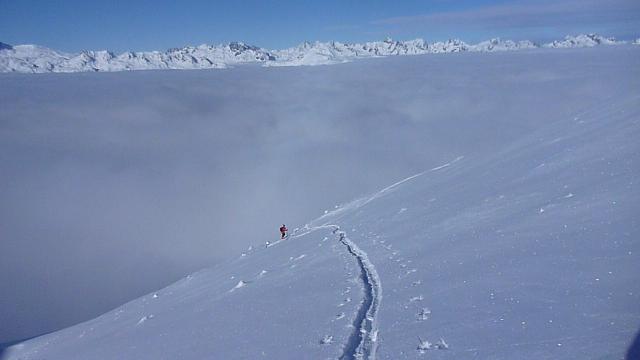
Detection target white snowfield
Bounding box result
[0,33,626,73]
[3,47,639,360]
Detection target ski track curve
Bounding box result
[263,166,467,358]
[331,226,382,360]
[288,224,382,359]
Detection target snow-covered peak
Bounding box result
[543,33,621,48]
[168,41,276,62]
[428,38,469,53]
[364,37,428,55]
[0,42,276,73]
[0,42,12,50]
[470,38,538,52]
[268,41,355,67]
[0,44,71,72]
[0,33,631,73]
[270,38,433,66]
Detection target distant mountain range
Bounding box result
[0,34,637,73]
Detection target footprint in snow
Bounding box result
[320,335,333,345]
[417,338,449,353]
[337,297,352,307]
[335,313,345,320]
[257,270,268,278]
[417,338,432,353]
[417,308,431,321]
[136,314,154,325]
[399,270,416,279]
[230,280,248,292]
[409,295,424,302]
[289,254,306,262]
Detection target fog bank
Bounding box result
[1,46,637,342]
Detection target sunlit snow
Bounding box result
[2,45,639,360]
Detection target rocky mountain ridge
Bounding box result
[0,34,629,73]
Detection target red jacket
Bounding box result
[280,226,288,233]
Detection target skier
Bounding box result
[279,224,288,239]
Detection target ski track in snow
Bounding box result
[330,226,382,360]
[286,223,382,359]
[258,222,382,359]
[248,163,467,357]
[291,167,470,358]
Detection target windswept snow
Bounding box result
[2,46,639,359]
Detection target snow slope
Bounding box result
[309,100,640,358]
[0,33,627,72]
[2,47,639,359]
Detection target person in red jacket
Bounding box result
[279,224,288,239]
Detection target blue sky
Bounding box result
[0,0,639,53]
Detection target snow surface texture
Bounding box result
[5,45,637,344]
[2,47,639,359]
[0,33,626,73]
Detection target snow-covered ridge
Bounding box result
[0,33,628,73]
[543,34,621,48]
[0,42,275,73]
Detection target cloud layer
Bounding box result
[1,46,637,342]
